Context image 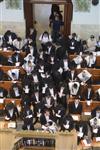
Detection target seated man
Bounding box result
[5,102,19,121]
[72,54,83,69]
[40,109,56,132]
[0,87,8,98]
[9,51,23,66]
[7,68,20,81]
[96,35,100,51]
[94,88,100,101]
[90,107,100,139]
[75,121,88,144]
[61,114,74,132]
[9,83,22,98]
[87,35,96,52]
[22,118,34,130]
[53,104,66,126]
[22,106,34,130]
[84,52,96,68]
[69,98,83,115]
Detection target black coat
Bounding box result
[21,107,34,124]
[69,101,83,115]
[83,87,94,100]
[67,70,77,81]
[22,123,34,130]
[5,106,19,121]
[11,52,23,66]
[9,84,22,98]
[75,121,88,137]
[40,113,54,126]
[61,114,74,131]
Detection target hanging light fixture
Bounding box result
[92,0,99,6]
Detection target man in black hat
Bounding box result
[5,102,19,121]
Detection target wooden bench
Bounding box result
[0,65,26,75]
[0,81,22,91]
[0,50,26,58]
[0,98,21,110]
[68,55,100,68]
[68,99,100,113]
[76,68,100,83]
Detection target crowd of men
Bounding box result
[0,5,100,145]
[0,27,100,144]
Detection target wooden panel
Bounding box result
[0,81,21,90]
[30,0,67,4]
[0,50,26,58]
[68,100,100,113]
[64,1,73,36]
[24,0,34,37]
[0,130,15,150]
[69,55,100,68]
[76,68,100,83]
[0,66,26,75]
[4,98,21,105]
[55,130,77,150]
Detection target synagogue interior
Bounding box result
[0,0,100,150]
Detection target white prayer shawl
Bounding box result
[8,69,19,80]
[22,62,34,75]
[69,81,80,95]
[14,88,20,97]
[63,60,69,71]
[73,55,83,65]
[24,53,35,63]
[39,34,52,43]
[85,55,96,67]
[78,70,92,83]
[87,38,96,48]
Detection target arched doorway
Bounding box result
[23,0,73,37]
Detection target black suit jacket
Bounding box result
[69,102,83,115]
[22,123,34,130]
[40,113,54,126]
[45,44,56,56]
[67,38,78,54]
[11,52,23,66]
[67,70,77,81]
[75,121,88,137]
[22,107,34,124]
[5,106,19,121]
[31,93,41,105]
[61,114,74,131]
[53,105,66,118]
[83,87,94,100]
[9,86,22,98]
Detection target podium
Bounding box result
[13,130,77,150]
[0,120,77,150]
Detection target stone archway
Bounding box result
[23,0,73,37]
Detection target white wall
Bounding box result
[0,0,25,37]
[71,0,100,38]
[72,1,100,25]
[0,0,100,39]
[34,2,100,39]
[0,0,24,22]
